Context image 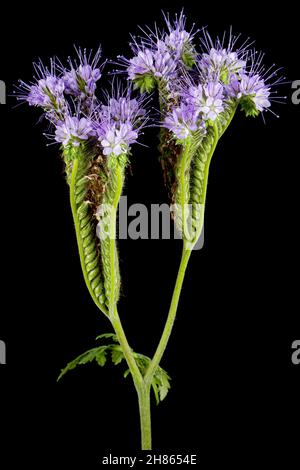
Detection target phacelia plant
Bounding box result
[16,11,285,450]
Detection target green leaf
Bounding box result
[133,74,156,93]
[96,333,118,342]
[132,353,171,405]
[58,341,172,405]
[239,95,260,117]
[95,349,107,367]
[151,366,171,404]
[57,347,107,381]
[111,346,125,365]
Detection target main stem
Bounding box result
[111,309,151,450]
[137,384,152,450]
[106,159,151,448]
[144,242,192,385]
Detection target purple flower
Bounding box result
[198,30,249,85]
[162,10,197,62]
[127,48,177,81]
[200,47,246,83]
[186,81,224,121]
[227,73,271,116]
[93,89,148,156]
[101,96,146,123]
[55,116,95,147]
[118,11,197,93]
[16,59,67,121]
[27,75,65,107]
[164,103,199,140]
[100,123,138,156]
[62,47,102,99]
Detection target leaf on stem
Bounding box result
[58,335,171,404]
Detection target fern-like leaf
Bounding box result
[58,334,171,404]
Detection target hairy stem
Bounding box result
[144,243,192,385]
[178,140,193,240]
[110,308,144,389]
[107,163,124,317]
[137,384,152,450]
[103,158,149,446]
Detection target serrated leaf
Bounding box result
[57,347,103,381]
[152,383,160,405]
[111,347,124,365]
[58,342,171,405]
[153,368,171,404]
[132,352,171,404]
[96,333,118,342]
[95,349,107,367]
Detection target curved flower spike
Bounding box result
[159,27,285,247]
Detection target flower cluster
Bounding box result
[197,32,284,117]
[118,11,197,93]
[164,79,224,141]
[93,92,148,156]
[16,49,147,156]
[17,14,284,153]
[163,27,284,141]
[62,47,102,100]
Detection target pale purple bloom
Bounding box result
[198,30,249,85]
[101,97,146,123]
[63,64,101,97]
[101,128,123,156]
[27,75,65,107]
[185,81,224,121]
[119,10,197,91]
[127,48,177,81]
[100,123,138,156]
[17,67,67,121]
[62,47,102,97]
[200,47,246,82]
[55,116,95,147]
[93,90,147,156]
[162,11,197,60]
[165,30,191,55]
[228,73,271,111]
[164,103,199,140]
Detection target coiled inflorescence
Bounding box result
[121,12,285,244]
[17,47,147,315]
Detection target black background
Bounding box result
[0,0,299,467]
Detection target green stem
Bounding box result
[200,122,219,206]
[137,384,152,450]
[144,243,192,385]
[105,160,149,447]
[70,158,108,316]
[107,163,124,318]
[111,308,151,449]
[178,140,193,240]
[110,308,144,389]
